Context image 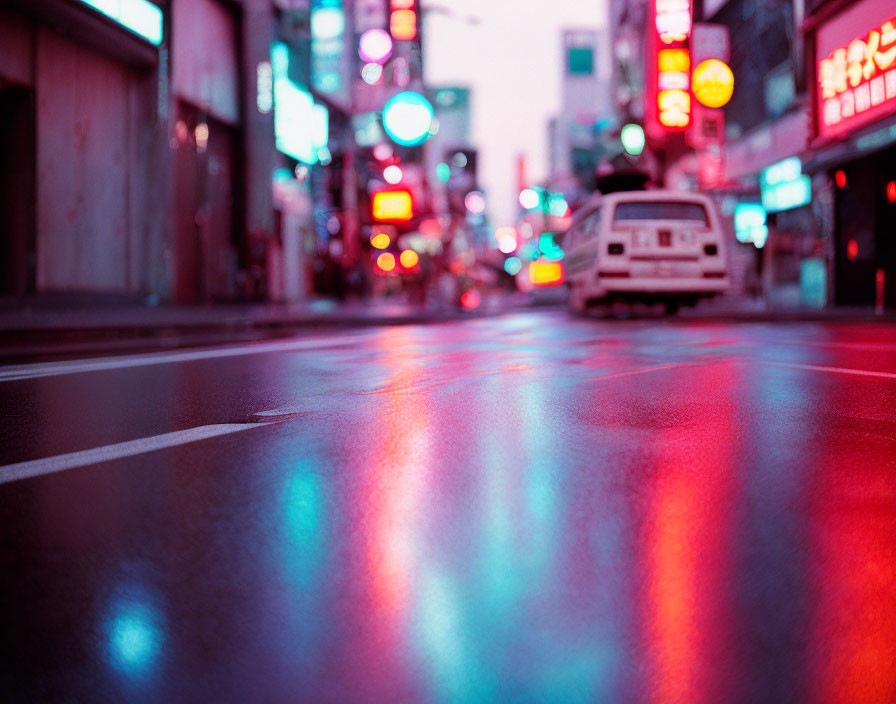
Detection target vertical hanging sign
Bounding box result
[647,0,693,134]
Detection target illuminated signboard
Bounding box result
[78,0,163,45]
[817,13,896,139]
[652,0,692,130]
[390,0,417,41]
[311,1,345,95]
[692,59,734,108]
[760,156,812,213]
[372,190,413,222]
[272,44,329,165]
[734,203,768,248]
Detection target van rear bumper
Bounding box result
[596,277,730,296]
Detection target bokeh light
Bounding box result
[436,162,450,183]
[495,226,518,254]
[519,188,540,210]
[361,62,384,85]
[371,232,391,249]
[373,143,393,161]
[504,256,523,275]
[358,28,393,63]
[621,123,646,156]
[310,7,344,40]
[377,252,396,272]
[460,290,481,309]
[400,250,419,268]
[465,191,486,215]
[382,91,434,147]
[383,165,402,184]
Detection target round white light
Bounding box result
[361,63,383,85]
[465,191,486,215]
[372,143,393,161]
[311,7,344,40]
[359,29,393,63]
[519,188,540,210]
[383,165,402,184]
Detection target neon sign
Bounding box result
[372,190,413,222]
[654,0,692,130]
[389,0,417,41]
[818,15,896,137]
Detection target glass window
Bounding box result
[613,201,708,224]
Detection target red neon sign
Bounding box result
[817,15,896,138]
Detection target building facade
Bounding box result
[803,0,896,308]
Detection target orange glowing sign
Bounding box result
[659,89,691,128]
[658,48,690,73]
[372,190,413,222]
[390,0,417,41]
[818,15,896,138]
[529,260,565,286]
[692,59,734,108]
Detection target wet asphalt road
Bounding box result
[1,310,896,703]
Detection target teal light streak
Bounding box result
[79,0,163,46]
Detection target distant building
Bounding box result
[547,29,613,199]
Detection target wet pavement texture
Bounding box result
[1,311,895,703]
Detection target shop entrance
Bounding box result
[833,144,896,307]
[172,103,238,303]
[0,84,36,295]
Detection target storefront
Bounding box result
[805,0,896,307]
[0,0,166,297]
[720,112,825,307]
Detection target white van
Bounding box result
[563,190,729,314]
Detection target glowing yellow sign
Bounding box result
[692,59,734,108]
[658,48,690,73]
[372,190,413,222]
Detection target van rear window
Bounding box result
[613,201,708,224]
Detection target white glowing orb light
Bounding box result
[495,226,517,254]
[311,7,345,40]
[383,165,402,184]
[519,188,540,210]
[359,29,393,63]
[361,63,384,86]
[382,91,434,147]
[465,191,486,215]
[372,143,393,161]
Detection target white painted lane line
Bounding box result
[763,361,896,380]
[0,333,365,383]
[592,363,689,382]
[0,423,268,486]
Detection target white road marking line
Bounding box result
[0,423,269,485]
[763,361,896,380]
[0,334,364,383]
[592,363,688,382]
